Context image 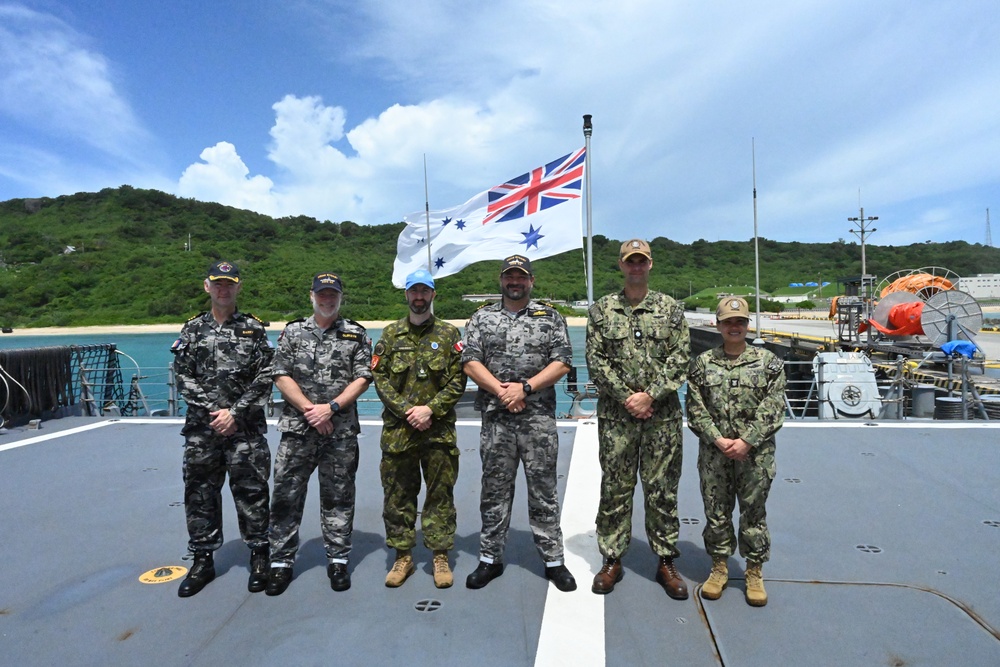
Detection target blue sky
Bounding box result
[1,1,998,247]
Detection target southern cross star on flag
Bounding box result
[392,148,586,287]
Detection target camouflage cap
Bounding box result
[312,272,343,292]
[207,261,240,283]
[717,297,750,321]
[620,239,652,261]
[500,254,533,276]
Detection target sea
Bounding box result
[0,326,595,418]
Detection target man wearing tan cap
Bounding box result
[585,239,691,599]
[686,297,785,607]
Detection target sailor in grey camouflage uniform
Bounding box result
[586,239,691,599]
[461,254,577,593]
[172,260,275,598]
[265,272,373,596]
[686,296,785,606]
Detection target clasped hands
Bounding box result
[497,382,526,414]
[714,436,751,461]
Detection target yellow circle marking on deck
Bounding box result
[139,566,188,584]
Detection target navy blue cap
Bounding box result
[311,272,343,292]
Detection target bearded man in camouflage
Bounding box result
[172,260,275,598]
[265,272,372,596]
[686,297,785,607]
[586,239,690,599]
[373,269,467,589]
[461,254,577,593]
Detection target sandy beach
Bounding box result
[1,317,592,337]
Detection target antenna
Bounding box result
[987,208,992,247]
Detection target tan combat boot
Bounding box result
[432,550,453,589]
[701,557,728,600]
[744,561,767,607]
[385,551,415,588]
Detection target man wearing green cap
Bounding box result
[373,268,467,589]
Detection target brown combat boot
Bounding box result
[385,551,415,588]
[744,561,767,607]
[701,557,728,600]
[655,556,689,600]
[432,550,453,589]
[592,558,623,594]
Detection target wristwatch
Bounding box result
[329,400,341,413]
[522,382,533,395]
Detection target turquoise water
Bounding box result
[0,326,594,417]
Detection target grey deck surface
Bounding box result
[1,417,999,666]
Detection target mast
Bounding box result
[752,139,763,344]
[583,114,594,306]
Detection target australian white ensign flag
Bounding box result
[392,148,586,287]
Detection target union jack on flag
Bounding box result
[392,147,586,287]
[483,148,586,225]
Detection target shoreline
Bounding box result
[0,317,592,337]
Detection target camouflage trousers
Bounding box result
[269,431,359,565]
[380,441,459,551]
[596,415,683,559]
[477,411,564,564]
[698,437,776,563]
[182,426,270,553]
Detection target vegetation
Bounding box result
[2,186,999,328]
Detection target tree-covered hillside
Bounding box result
[1,186,998,328]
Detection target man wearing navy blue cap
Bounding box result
[266,272,373,595]
[373,268,466,588]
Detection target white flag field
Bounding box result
[391,148,586,287]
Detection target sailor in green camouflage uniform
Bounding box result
[461,255,577,593]
[265,272,373,596]
[586,239,691,599]
[373,269,467,589]
[172,261,275,598]
[686,296,785,607]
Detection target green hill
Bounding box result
[1,186,998,327]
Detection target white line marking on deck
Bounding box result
[0,419,120,452]
[535,419,606,667]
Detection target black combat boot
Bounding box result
[178,551,215,598]
[248,546,269,593]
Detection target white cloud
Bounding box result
[178,142,278,215]
[0,4,148,159]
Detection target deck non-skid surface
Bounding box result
[1,418,999,666]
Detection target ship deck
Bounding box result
[1,417,999,666]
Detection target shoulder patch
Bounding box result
[474,301,496,312]
[185,311,207,323]
[286,317,306,325]
[244,312,269,326]
[343,318,368,332]
[170,338,185,354]
[453,340,465,353]
[373,341,386,356]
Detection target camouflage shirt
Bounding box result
[585,290,689,422]
[686,345,786,448]
[462,300,572,416]
[272,315,373,437]
[171,310,274,429]
[372,315,467,453]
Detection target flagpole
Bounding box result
[583,114,594,306]
[752,138,764,345]
[423,154,432,273]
